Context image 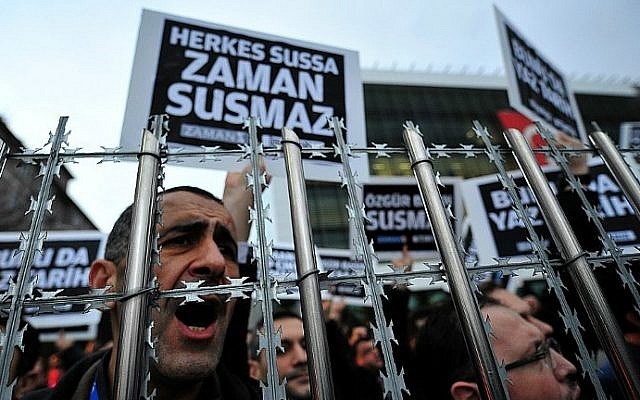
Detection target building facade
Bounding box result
[0,118,97,232]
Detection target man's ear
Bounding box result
[451,381,480,400]
[248,359,263,381]
[89,259,118,290]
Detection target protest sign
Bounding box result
[362,177,461,260]
[121,9,367,182]
[619,122,640,178]
[620,122,640,148]
[495,7,586,141]
[461,162,640,264]
[0,231,105,292]
[267,244,365,298]
[267,244,363,279]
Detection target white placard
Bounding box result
[121,9,367,182]
[495,7,586,141]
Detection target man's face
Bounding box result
[484,305,580,400]
[354,339,383,371]
[151,191,239,382]
[257,317,310,399]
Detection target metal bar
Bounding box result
[537,123,640,332]
[589,129,640,218]
[330,117,407,399]
[281,127,335,400]
[403,122,509,400]
[113,121,163,400]
[0,117,68,400]
[244,117,286,400]
[504,128,640,400]
[474,122,607,398]
[0,138,8,179]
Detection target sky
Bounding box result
[0,0,638,232]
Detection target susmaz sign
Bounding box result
[495,7,586,141]
[0,232,105,292]
[267,245,364,298]
[362,177,461,259]
[121,10,367,181]
[461,163,640,264]
[268,246,363,278]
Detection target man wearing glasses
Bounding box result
[409,298,580,400]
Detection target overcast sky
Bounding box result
[0,0,638,232]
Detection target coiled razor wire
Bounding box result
[2,116,640,399]
[472,121,607,399]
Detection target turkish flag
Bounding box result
[496,110,549,166]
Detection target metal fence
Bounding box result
[1,115,640,400]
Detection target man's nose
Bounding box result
[188,237,227,281]
[552,350,578,382]
[291,343,307,365]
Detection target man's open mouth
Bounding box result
[175,301,220,333]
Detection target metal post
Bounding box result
[0,117,68,400]
[589,129,640,217]
[281,128,335,400]
[0,138,8,179]
[504,128,640,400]
[113,123,162,400]
[403,122,509,400]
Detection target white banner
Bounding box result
[0,231,106,291]
[495,7,586,141]
[121,10,367,182]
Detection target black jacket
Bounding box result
[23,349,257,400]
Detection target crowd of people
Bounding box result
[1,133,637,400]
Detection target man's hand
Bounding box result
[323,298,346,322]
[555,132,589,175]
[391,244,413,271]
[55,330,74,352]
[223,161,271,242]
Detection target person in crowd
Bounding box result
[24,181,258,400]
[345,325,368,348]
[13,356,46,400]
[52,330,86,377]
[352,338,383,372]
[320,299,385,400]
[248,311,310,400]
[595,266,640,398]
[410,298,580,400]
[482,282,553,337]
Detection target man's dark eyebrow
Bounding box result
[213,224,238,253]
[159,221,208,239]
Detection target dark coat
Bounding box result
[22,349,257,400]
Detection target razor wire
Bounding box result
[537,123,640,319]
[403,121,509,400]
[505,126,639,399]
[0,117,69,399]
[472,121,609,399]
[244,117,287,400]
[329,116,408,399]
[0,116,640,399]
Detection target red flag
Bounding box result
[496,110,549,166]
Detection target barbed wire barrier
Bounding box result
[1,115,640,400]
